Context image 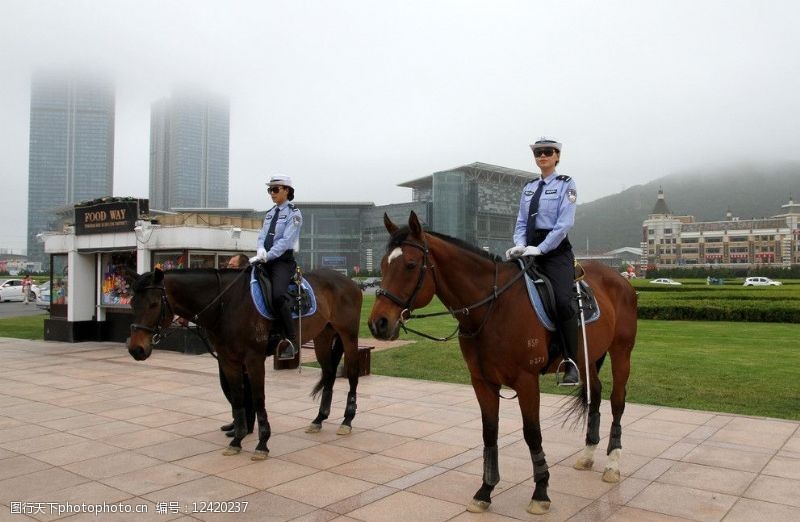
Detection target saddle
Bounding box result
[249,268,317,320]
[516,259,600,332]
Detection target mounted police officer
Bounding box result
[506,137,580,386]
[250,174,303,360]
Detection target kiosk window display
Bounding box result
[153,252,185,270]
[100,252,137,307]
[50,254,69,318]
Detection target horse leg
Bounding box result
[603,350,631,483]
[338,333,360,436]
[515,375,551,515]
[245,351,271,461]
[306,330,339,433]
[465,378,501,514]
[575,367,603,471]
[219,358,247,456]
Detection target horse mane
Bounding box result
[388,226,502,262]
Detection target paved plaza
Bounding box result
[0,337,798,521]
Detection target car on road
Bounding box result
[0,279,40,302]
[650,278,682,286]
[743,277,782,287]
[358,277,382,290]
[35,281,51,310]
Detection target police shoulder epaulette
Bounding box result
[556,174,572,182]
[528,177,540,183]
[288,203,298,211]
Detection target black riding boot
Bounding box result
[276,299,297,360]
[559,316,580,386]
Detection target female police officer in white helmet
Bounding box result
[506,138,580,385]
[251,174,303,360]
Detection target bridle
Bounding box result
[129,284,175,345]
[375,236,535,341]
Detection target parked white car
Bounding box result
[743,277,782,287]
[650,278,682,286]
[35,281,51,310]
[0,279,40,302]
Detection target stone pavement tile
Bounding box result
[0,503,39,521]
[27,481,132,522]
[626,418,700,439]
[152,397,228,418]
[262,413,318,434]
[289,426,352,445]
[104,428,184,450]
[547,464,619,500]
[193,490,319,522]
[67,420,145,440]
[782,436,800,453]
[0,431,87,454]
[0,447,16,459]
[49,498,178,522]
[172,450,256,475]
[367,402,439,419]
[0,455,51,481]
[685,425,720,442]
[159,418,222,437]
[263,399,318,416]
[73,399,145,414]
[373,418,451,439]
[282,443,369,470]
[606,505,692,521]
[63,451,163,480]
[645,408,716,426]
[422,426,482,447]
[135,437,221,461]
[328,428,412,454]
[599,477,651,505]
[217,458,317,490]
[724,498,800,522]
[457,453,537,485]
[658,442,699,461]
[490,483,593,521]
[329,454,426,484]
[0,415,23,430]
[324,485,398,515]
[127,411,199,428]
[627,482,737,521]
[762,454,800,480]
[339,412,402,431]
[502,438,580,465]
[616,433,679,458]
[709,423,794,451]
[412,407,478,426]
[632,458,675,481]
[143,475,256,507]
[345,490,464,522]
[384,466,447,490]
[570,500,624,522]
[0,424,55,444]
[268,470,374,509]
[29,440,123,466]
[246,433,319,458]
[37,413,110,431]
[101,462,205,496]
[407,469,514,506]
[682,443,773,472]
[0,468,89,504]
[657,461,756,496]
[381,439,469,466]
[744,474,800,508]
[99,404,170,421]
[435,448,482,470]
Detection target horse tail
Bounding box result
[311,333,345,398]
[562,354,606,428]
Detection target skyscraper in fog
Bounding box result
[27,72,115,265]
[149,91,230,211]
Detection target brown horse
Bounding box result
[368,212,637,515]
[127,266,363,460]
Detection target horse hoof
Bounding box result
[305,424,322,434]
[574,457,594,470]
[222,447,241,456]
[526,500,551,515]
[336,425,352,436]
[602,468,620,483]
[466,499,490,513]
[251,450,269,461]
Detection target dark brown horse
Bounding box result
[368,212,637,515]
[127,266,363,460]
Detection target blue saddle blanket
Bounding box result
[250,270,317,320]
[518,260,601,332]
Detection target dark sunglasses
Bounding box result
[267,186,283,194]
[533,148,557,158]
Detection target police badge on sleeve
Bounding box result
[567,189,577,203]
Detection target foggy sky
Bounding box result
[2,0,799,252]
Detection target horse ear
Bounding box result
[409,211,423,236]
[153,268,164,284]
[383,213,398,234]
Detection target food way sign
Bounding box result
[74,198,149,235]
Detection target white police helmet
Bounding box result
[530,137,562,152]
[267,174,293,187]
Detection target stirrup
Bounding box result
[276,339,297,360]
[556,358,580,387]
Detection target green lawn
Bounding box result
[0,315,45,340]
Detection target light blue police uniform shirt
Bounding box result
[257,202,303,261]
[512,171,577,254]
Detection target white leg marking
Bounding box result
[387,247,403,264]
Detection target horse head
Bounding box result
[369,211,437,340]
[126,269,173,361]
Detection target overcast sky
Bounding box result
[2,0,799,253]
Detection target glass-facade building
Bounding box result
[149,92,230,211]
[27,72,115,266]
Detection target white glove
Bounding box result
[256,248,267,261]
[505,246,526,260]
[248,255,260,264]
[522,246,542,256]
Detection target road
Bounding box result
[0,301,47,319]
